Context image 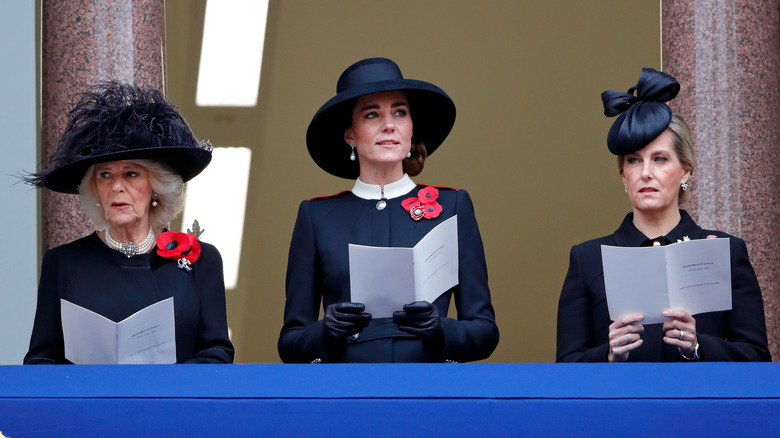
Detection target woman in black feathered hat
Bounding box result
[556,68,769,362]
[278,58,498,363]
[23,82,234,364]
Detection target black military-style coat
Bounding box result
[278,176,499,363]
[556,210,770,362]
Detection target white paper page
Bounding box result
[666,238,732,315]
[348,216,460,318]
[116,297,176,364]
[412,216,459,303]
[60,297,176,364]
[601,245,671,324]
[349,245,415,318]
[61,299,119,364]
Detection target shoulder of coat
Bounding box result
[417,184,458,191]
[308,190,351,201]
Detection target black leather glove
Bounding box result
[323,302,372,343]
[393,301,444,355]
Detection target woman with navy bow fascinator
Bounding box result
[278,58,499,363]
[23,82,234,364]
[556,68,770,362]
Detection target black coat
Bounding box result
[278,182,499,363]
[25,233,234,364]
[557,211,770,362]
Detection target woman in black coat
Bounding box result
[278,58,499,363]
[556,68,769,362]
[24,82,234,364]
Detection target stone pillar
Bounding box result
[41,0,166,250]
[662,0,780,359]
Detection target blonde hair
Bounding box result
[79,159,185,232]
[618,114,696,204]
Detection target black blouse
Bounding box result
[557,211,770,362]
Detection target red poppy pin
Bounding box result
[156,231,201,271]
[401,186,443,221]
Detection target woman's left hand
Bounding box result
[394,301,445,356]
[662,309,697,358]
[393,301,443,340]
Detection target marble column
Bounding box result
[41,0,166,250]
[662,0,780,359]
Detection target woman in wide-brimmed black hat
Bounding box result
[23,82,234,364]
[556,68,769,362]
[278,58,498,363]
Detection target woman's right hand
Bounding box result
[323,302,372,342]
[607,314,645,362]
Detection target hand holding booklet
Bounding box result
[348,216,459,318]
[601,238,732,324]
[60,297,176,364]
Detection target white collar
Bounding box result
[351,174,417,200]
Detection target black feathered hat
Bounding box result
[306,57,456,179]
[601,68,680,155]
[26,81,212,194]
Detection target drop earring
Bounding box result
[350,145,356,161]
[624,186,628,193]
[681,181,688,191]
[406,151,412,158]
[151,192,159,207]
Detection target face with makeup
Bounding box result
[620,130,691,216]
[344,90,413,178]
[94,160,154,232]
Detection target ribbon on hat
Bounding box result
[601,68,680,155]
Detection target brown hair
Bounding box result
[403,140,427,176]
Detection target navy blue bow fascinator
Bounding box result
[602,68,680,155]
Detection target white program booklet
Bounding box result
[60,297,176,364]
[348,215,459,318]
[601,238,732,324]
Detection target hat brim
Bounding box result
[306,79,456,179]
[43,146,212,194]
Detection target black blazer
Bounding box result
[278,185,499,363]
[556,211,770,362]
[25,233,234,364]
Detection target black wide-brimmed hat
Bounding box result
[601,67,680,155]
[306,57,456,179]
[27,81,212,194]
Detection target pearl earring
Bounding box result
[350,145,356,161]
[151,192,159,207]
[406,151,412,158]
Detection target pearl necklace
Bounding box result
[105,227,155,258]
